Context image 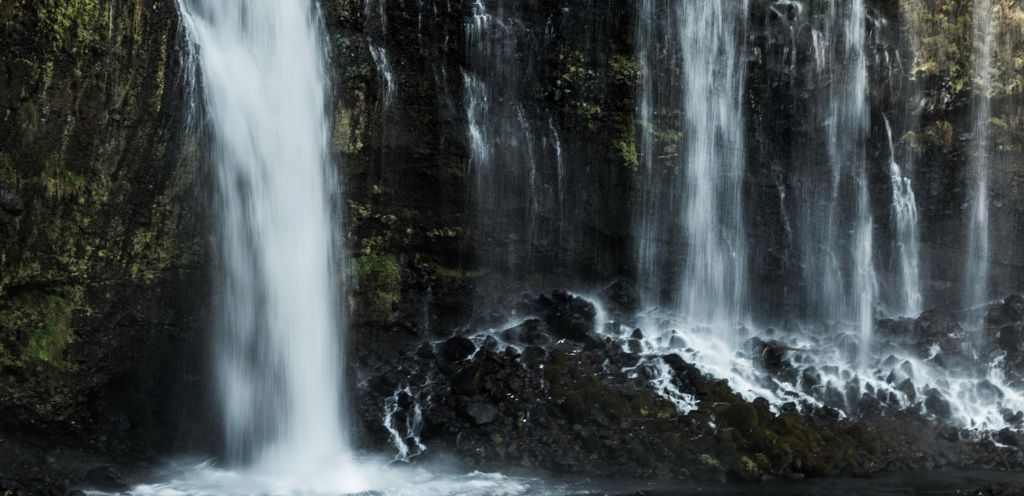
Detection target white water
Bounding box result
[178,0,349,477]
[588,296,1024,433]
[883,116,922,317]
[678,0,748,326]
[123,462,553,496]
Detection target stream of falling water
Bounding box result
[883,116,922,318]
[634,0,748,327]
[172,0,363,488]
[964,0,994,337]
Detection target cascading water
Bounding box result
[106,1,1024,492]
[883,116,923,318]
[624,0,1020,432]
[964,0,994,332]
[635,0,748,325]
[795,0,877,355]
[678,1,749,326]
[178,0,348,475]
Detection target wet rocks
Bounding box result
[531,290,597,341]
[440,336,476,363]
[501,319,551,346]
[913,310,965,358]
[996,428,1024,448]
[464,401,497,425]
[987,295,1024,354]
[924,390,952,420]
[896,378,916,402]
[84,466,125,492]
[748,337,795,372]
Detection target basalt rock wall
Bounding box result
[327,0,1023,330]
[0,0,208,473]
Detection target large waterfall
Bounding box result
[178,0,348,473]
[800,0,877,350]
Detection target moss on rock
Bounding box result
[356,252,402,322]
[0,292,74,366]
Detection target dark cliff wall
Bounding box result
[0,0,1021,475]
[0,0,206,466]
[324,0,1024,333]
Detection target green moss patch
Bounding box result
[355,252,402,322]
[0,292,74,366]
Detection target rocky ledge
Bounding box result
[353,289,1024,482]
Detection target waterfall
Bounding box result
[678,1,749,325]
[797,0,877,350]
[178,0,348,473]
[964,0,994,326]
[883,116,922,317]
[635,0,748,325]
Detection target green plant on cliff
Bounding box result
[18,100,39,135]
[902,0,973,87]
[904,0,1024,98]
[356,252,401,322]
[698,453,721,468]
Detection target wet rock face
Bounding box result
[986,295,1024,355]
[600,280,641,314]
[354,317,1024,481]
[0,0,208,488]
[913,310,966,358]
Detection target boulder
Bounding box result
[924,391,952,420]
[996,428,1023,447]
[998,323,1024,353]
[913,310,964,358]
[1005,295,1024,321]
[533,290,597,341]
[896,378,916,402]
[0,190,24,216]
[441,336,476,363]
[501,319,551,346]
[748,337,796,372]
[464,401,497,425]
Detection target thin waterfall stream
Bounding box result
[883,116,922,318]
[964,0,994,336]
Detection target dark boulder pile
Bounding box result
[352,290,1024,482]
